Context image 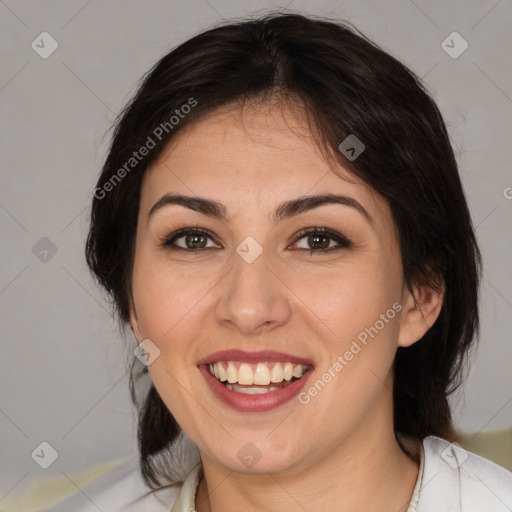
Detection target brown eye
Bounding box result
[183,233,208,249]
[292,227,351,254]
[159,228,219,251]
[158,226,351,255]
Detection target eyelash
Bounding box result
[158,226,351,255]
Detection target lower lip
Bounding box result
[198,364,313,412]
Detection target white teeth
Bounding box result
[293,364,303,378]
[218,363,227,382]
[254,363,271,385]
[283,362,294,381]
[226,362,238,384]
[238,364,253,385]
[209,361,308,386]
[226,383,282,394]
[270,363,284,383]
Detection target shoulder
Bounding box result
[38,456,182,512]
[417,435,512,511]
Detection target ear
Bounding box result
[128,299,144,342]
[397,278,445,348]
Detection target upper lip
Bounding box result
[197,349,314,367]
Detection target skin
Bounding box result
[129,97,444,512]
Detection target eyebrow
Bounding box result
[148,193,374,227]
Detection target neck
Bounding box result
[194,417,420,512]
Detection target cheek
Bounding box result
[291,259,399,336]
[131,249,215,341]
[302,267,401,416]
[293,258,402,399]
[131,256,208,419]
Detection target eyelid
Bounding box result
[158,227,219,248]
[289,226,351,251]
[159,225,352,254]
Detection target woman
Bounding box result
[42,11,512,512]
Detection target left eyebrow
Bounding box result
[272,194,374,228]
[148,193,374,228]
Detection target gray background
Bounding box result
[1,0,511,505]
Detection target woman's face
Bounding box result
[129,99,432,475]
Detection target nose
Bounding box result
[215,243,291,335]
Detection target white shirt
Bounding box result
[39,435,512,511]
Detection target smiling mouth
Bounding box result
[206,360,312,394]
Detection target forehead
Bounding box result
[140,100,387,225]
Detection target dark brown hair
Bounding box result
[85,12,482,490]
